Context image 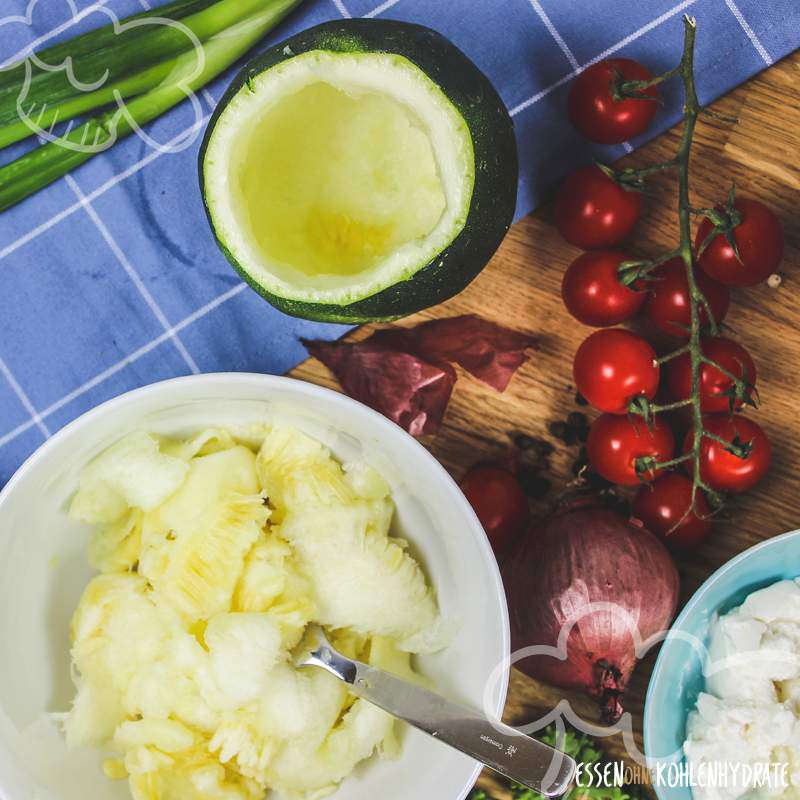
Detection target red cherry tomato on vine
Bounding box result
[573,329,659,414]
[643,257,730,338]
[554,165,643,249]
[561,250,646,327]
[696,198,784,287]
[666,337,757,413]
[586,413,675,486]
[632,473,712,550]
[683,414,771,493]
[460,464,530,555]
[568,58,658,144]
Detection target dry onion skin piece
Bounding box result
[304,314,537,436]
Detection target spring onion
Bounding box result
[0,0,303,212]
[0,0,218,93]
[0,0,294,146]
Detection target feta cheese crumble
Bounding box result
[684,578,800,800]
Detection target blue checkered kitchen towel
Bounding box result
[0,0,797,484]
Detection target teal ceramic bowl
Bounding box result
[643,529,800,800]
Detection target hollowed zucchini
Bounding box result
[200,19,518,323]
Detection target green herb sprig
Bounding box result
[468,724,647,800]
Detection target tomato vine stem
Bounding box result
[645,399,693,413]
[625,15,751,521]
[655,345,690,365]
[618,248,681,285]
[638,452,694,474]
[619,65,682,93]
[699,355,754,401]
[677,16,719,515]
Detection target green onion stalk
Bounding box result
[0,0,219,94]
[0,0,303,212]
[0,0,223,132]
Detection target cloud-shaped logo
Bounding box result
[477,600,800,772]
[0,0,206,154]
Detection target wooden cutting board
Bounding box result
[290,51,799,797]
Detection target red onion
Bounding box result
[503,497,679,723]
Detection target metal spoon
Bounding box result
[295,625,576,796]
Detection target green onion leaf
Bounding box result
[0,0,304,212]
[0,0,218,95]
[0,0,284,148]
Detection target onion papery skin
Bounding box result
[503,503,679,723]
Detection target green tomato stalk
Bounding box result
[609,15,755,523]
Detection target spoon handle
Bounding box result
[303,645,575,795]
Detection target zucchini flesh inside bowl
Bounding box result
[200,20,518,323]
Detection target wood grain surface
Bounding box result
[290,51,799,796]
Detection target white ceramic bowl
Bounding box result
[0,373,509,800]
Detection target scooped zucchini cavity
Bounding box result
[200,20,518,322]
[64,425,442,800]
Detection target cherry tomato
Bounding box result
[554,165,643,249]
[567,58,658,144]
[632,473,712,550]
[573,329,659,414]
[643,257,730,338]
[460,464,530,554]
[666,337,757,413]
[696,198,784,287]
[683,414,771,493]
[561,250,646,327]
[586,413,675,485]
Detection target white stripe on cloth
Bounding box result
[511,0,699,117]
[65,175,201,376]
[0,356,50,440]
[0,283,247,451]
[724,0,773,65]
[527,0,580,71]
[0,0,114,69]
[365,0,402,18]
[331,0,352,18]
[0,116,208,262]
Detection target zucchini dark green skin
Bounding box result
[199,19,518,324]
